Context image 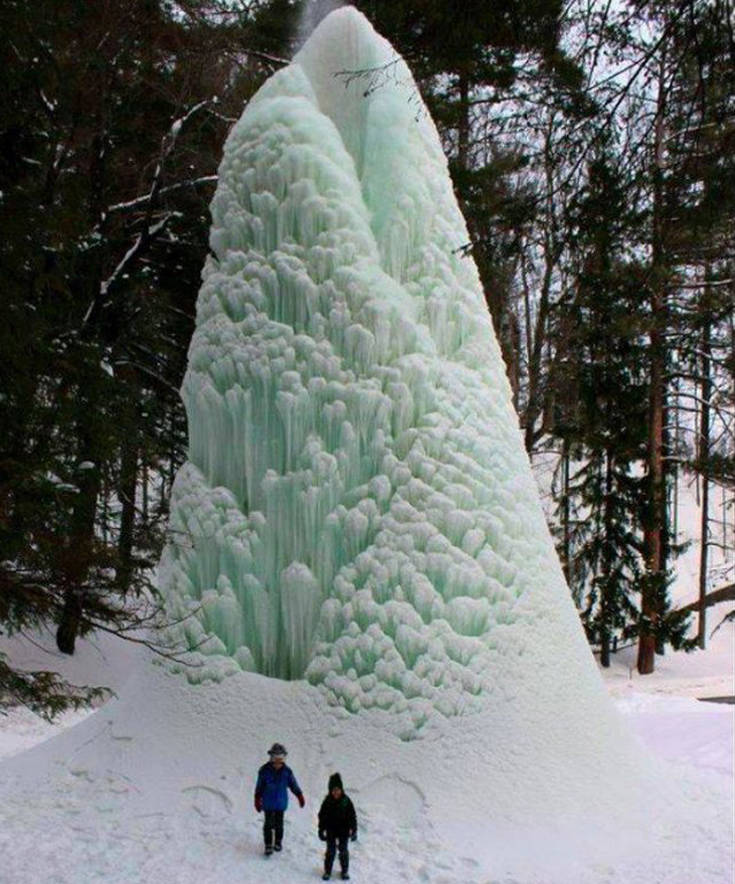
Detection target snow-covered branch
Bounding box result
[667,278,733,290]
[105,175,217,215]
[85,213,175,322]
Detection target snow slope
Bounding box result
[0,623,732,884]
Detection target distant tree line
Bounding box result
[1,0,732,715]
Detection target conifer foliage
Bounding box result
[0,0,275,712]
[552,151,651,665]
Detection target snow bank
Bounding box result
[0,653,731,884]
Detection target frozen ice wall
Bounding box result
[160,7,613,738]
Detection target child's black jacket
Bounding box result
[318,793,357,837]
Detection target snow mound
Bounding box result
[0,653,731,884]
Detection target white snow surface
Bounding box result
[0,626,732,884]
[1,8,732,883]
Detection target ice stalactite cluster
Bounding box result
[160,8,588,735]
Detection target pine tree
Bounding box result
[659,0,735,648]
[552,150,653,664]
[621,0,735,665]
[0,0,271,712]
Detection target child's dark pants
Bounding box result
[263,810,284,848]
[325,834,349,875]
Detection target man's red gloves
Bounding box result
[297,793,306,808]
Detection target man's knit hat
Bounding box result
[328,772,343,792]
[268,742,288,759]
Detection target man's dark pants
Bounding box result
[325,833,349,875]
[263,810,284,848]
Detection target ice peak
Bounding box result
[294,5,382,57]
[296,6,388,72]
[294,5,417,189]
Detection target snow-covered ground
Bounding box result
[3,456,728,884]
[0,609,731,884]
[2,472,731,884]
[2,369,732,884]
[1,466,732,884]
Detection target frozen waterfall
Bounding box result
[160,7,612,739]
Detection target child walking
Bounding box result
[254,742,305,856]
[318,772,357,881]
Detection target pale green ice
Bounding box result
[159,7,601,737]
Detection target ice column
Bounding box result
[159,7,613,738]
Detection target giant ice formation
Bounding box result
[161,7,615,738]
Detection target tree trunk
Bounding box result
[56,592,84,656]
[639,267,666,672]
[656,389,671,658]
[677,583,735,614]
[56,421,101,654]
[117,424,138,594]
[561,440,572,588]
[698,315,712,649]
[116,366,139,594]
[457,72,470,172]
[599,632,611,668]
[56,89,110,655]
[142,459,149,525]
[600,450,614,668]
[638,48,669,676]
[524,116,558,452]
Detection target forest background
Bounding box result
[1,0,733,715]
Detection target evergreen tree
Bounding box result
[616,0,735,667]
[552,150,653,665]
[0,0,269,712]
[659,0,735,648]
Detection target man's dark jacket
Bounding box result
[318,792,357,837]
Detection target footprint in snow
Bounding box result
[182,784,233,817]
